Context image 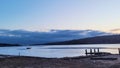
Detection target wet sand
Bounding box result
[0,54,120,68]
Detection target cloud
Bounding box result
[110,28,120,32]
[110,28,120,33]
[0,29,112,45]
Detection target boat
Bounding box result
[26,47,31,49]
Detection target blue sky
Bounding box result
[0,0,120,33]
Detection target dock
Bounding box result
[85,48,111,56]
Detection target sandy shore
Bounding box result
[0,54,120,68]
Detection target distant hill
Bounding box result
[0,29,111,44]
[0,43,20,47]
[42,35,120,45]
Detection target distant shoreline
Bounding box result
[41,35,120,45]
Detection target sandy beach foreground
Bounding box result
[0,54,120,68]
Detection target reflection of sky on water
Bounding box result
[100,49,118,54]
[0,44,119,58]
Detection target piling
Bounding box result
[90,49,92,55]
[85,49,87,56]
[94,49,96,53]
[97,48,100,53]
[118,48,120,55]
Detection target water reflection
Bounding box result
[0,44,119,58]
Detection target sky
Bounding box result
[0,0,120,33]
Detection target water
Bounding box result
[0,44,120,58]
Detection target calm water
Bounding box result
[0,44,120,58]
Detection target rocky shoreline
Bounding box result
[0,54,119,68]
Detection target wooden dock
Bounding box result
[85,48,111,56]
